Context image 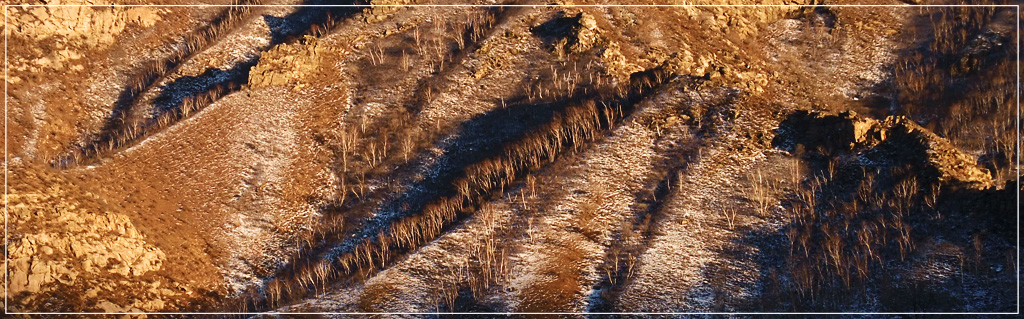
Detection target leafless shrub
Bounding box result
[893,4,1015,186]
[783,163,927,302]
[723,205,738,230]
[744,168,775,218]
[52,3,260,168]
[577,184,607,240]
[400,49,411,71]
[970,234,985,273]
[54,74,245,168]
[237,65,668,312]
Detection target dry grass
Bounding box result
[52,0,369,169]
[52,1,261,167]
[777,154,947,308]
[744,168,776,218]
[231,65,669,311]
[893,4,1017,185]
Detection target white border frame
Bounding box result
[2,3,1020,316]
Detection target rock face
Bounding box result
[773,110,882,152]
[9,0,161,46]
[774,110,995,189]
[531,11,600,55]
[877,116,995,189]
[248,36,349,88]
[6,0,162,71]
[526,1,792,89]
[364,0,415,23]
[4,168,179,312]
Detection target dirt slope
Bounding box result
[3,0,1019,315]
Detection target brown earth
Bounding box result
[2,0,1020,315]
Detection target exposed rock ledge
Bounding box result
[4,167,184,312]
[774,110,995,190]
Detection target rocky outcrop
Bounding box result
[4,168,181,312]
[531,11,600,55]
[773,110,883,152]
[9,0,161,47]
[248,36,349,89]
[363,0,415,23]
[529,1,800,90]
[6,0,162,73]
[774,110,995,189]
[597,41,647,82]
[878,116,994,189]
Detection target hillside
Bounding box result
[2,0,1020,316]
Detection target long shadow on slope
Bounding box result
[740,169,1017,312]
[54,2,365,168]
[869,6,1013,128]
[150,1,363,112]
[326,99,566,257]
[243,96,576,312]
[242,67,675,312]
[151,58,258,115]
[50,56,259,168]
[736,113,1018,312]
[263,0,365,46]
[93,3,261,155]
[587,85,742,313]
[405,6,515,115]
[326,67,674,260]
